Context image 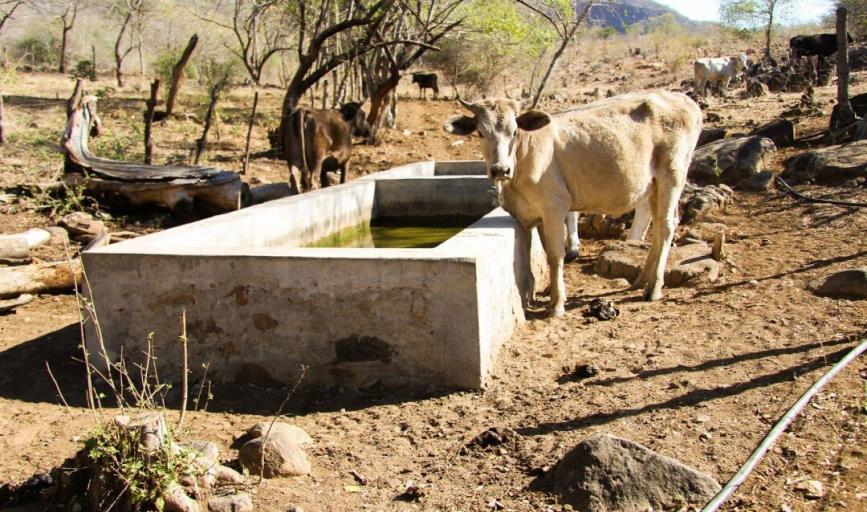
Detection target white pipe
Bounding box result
[701,337,867,512]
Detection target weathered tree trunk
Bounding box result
[144,80,159,164]
[194,86,221,165]
[764,9,774,60]
[114,12,132,88]
[67,79,83,119]
[0,91,5,144]
[165,34,198,117]
[59,25,70,74]
[64,96,246,214]
[366,77,400,143]
[58,5,78,74]
[831,7,856,135]
[0,260,82,299]
[90,44,96,81]
[242,91,259,175]
[0,229,51,263]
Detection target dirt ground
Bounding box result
[1,49,866,512]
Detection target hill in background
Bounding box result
[582,0,697,32]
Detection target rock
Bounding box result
[237,422,312,478]
[60,212,107,241]
[553,434,721,511]
[182,441,219,468]
[680,183,735,224]
[679,222,728,243]
[743,170,775,191]
[808,268,867,300]
[244,422,314,447]
[743,79,769,98]
[782,140,867,185]
[751,119,795,148]
[689,136,777,186]
[207,492,253,512]
[697,128,726,147]
[577,213,628,239]
[561,364,600,381]
[238,430,311,478]
[705,112,722,123]
[795,480,825,499]
[595,241,720,286]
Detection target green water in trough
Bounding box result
[307,216,482,249]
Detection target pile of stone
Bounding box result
[595,239,721,287]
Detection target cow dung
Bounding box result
[552,434,721,512]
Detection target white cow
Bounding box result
[694,53,748,97]
[445,92,702,316]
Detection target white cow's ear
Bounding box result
[444,114,477,136]
[516,110,551,131]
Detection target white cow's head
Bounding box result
[736,52,748,71]
[443,98,551,185]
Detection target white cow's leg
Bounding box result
[721,77,731,98]
[631,189,658,291]
[540,217,567,317]
[696,77,706,97]
[627,199,651,241]
[642,156,688,301]
[565,212,580,262]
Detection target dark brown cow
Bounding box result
[411,72,439,100]
[283,102,370,192]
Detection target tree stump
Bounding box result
[61,96,247,215]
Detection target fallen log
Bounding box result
[0,294,33,314]
[0,259,82,299]
[0,229,51,263]
[62,96,247,215]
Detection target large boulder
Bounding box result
[689,136,777,186]
[782,140,867,185]
[553,434,721,512]
[808,268,867,300]
[237,422,312,478]
[595,241,720,286]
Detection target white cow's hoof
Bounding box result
[549,306,566,318]
[643,285,663,302]
[565,249,580,263]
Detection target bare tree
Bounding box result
[58,0,81,74]
[720,0,793,59]
[164,33,198,117]
[274,0,397,146]
[361,0,462,142]
[112,0,144,87]
[0,0,24,35]
[197,0,293,85]
[517,0,593,109]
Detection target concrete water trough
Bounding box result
[82,160,546,390]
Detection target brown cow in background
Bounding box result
[283,102,370,192]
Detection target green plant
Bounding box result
[35,178,95,218]
[13,34,58,69]
[71,59,95,80]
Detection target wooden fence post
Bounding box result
[144,79,160,164]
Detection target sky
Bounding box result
[655,0,836,25]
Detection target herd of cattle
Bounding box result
[277,32,854,314]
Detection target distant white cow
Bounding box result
[694,53,748,97]
[444,92,702,316]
